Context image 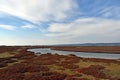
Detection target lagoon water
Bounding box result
[28,48,120,59]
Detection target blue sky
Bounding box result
[0,0,120,45]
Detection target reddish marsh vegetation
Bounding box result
[0,46,20,53]
[51,46,120,53]
[24,72,67,80]
[0,46,120,80]
[77,65,106,78]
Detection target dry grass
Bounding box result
[0,52,14,58]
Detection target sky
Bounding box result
[0,0,120,45]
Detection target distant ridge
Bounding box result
[54,43,120,46]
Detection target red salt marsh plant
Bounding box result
[58,63,79,69]
[0,46,20,53]
[27,54,62,65]
[66,77,86,80]
[0,63,49,74]
[3,59,17,63]
[62,57,80,64]
[82,58,120,64]
[36,53,61,61]
[13,50,36,59]
[28,57,58,65]
[0,62,8,68]
[0,72,24,80]
[51,46,120,53]
[77,65,107,79]
[0,57,11,62]
[24,71,67,80]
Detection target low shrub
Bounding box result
[77,65,107,79]
[5,63,49,73]
[0,72,24,80]
[0,62,8,68]
[24,72,67,80]
[60,63,79,69]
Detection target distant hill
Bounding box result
[55,43,120,46]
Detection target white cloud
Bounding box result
[21,24,36,29]
[46,18,120,40]
[0,0,77,23]
[0,24,15,30]
[47,18,97,33]
[101,6,120,18]
[48,23,71,33]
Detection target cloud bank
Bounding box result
[47,18,120,38]
[0,0,77,23]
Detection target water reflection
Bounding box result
[28,48,120,59]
